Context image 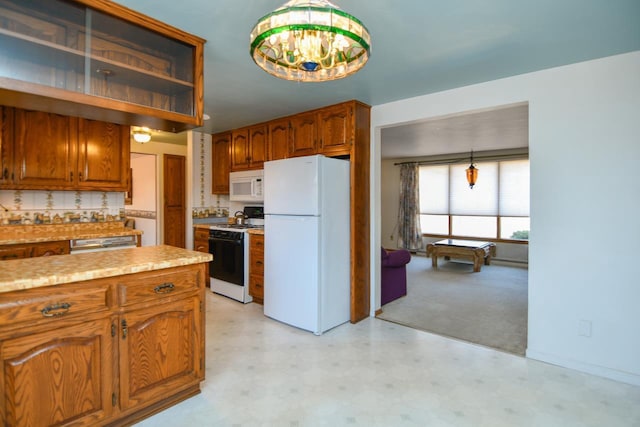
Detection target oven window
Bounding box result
[209,237,244,286]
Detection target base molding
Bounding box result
[526,349,640,387]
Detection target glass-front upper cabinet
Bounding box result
[0,0,205,132]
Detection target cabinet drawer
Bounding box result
[249,253,264,275]
[249,274,264,299]
[119,266,200,306]
[194,229,209,241]
[249,234,264,252]
[0,244,31,260]
[0,282,110,325]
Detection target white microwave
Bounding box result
[229,170,264,202]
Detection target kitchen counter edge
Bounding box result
[0,245,212,293]
[0,228,142,245]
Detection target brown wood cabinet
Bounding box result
[193,227,210,285]
[76,118,130,190]
[230,125,267,171]
[0,263,206,426]
[265,101,354,160]
[230,128,249,170]
[248,233,265,304]
[268,118,290,161]
[211,131,231,194]
[1,316,115,426]
[1,107,130,191]
[193,228,210,253]
[289,111,318,157]
[318,102,354,156]
[0,240,70,260]
[0,0,205,133]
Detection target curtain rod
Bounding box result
[393,151,528,166]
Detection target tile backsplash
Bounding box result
[0,190,125,225]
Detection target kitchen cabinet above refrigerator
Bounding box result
[0,0,205,133]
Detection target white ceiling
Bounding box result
[114,0,640,155]
[380,103,529,159]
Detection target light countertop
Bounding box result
[0,245,212,293]
[0,223,142,245]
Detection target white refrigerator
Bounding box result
[264,154,350,335]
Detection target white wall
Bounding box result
[371,51,640,385]
[129,153,157,246]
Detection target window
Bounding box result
[419,159,529,241]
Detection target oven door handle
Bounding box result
[209,238,243,245]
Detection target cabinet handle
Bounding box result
[41,302,71,317]
[70,171,73,181]
[2,167,7,179]
[256,260,263,265]
[121,319,128,339]
[154,282,175,294]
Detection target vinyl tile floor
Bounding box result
[135,292,640,427]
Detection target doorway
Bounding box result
[378,103,529,355]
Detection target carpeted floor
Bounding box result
[377,254,528,355]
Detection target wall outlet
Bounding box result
[578,319,592,337]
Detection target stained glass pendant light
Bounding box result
[466,151,478,189]
[250,0,371,82]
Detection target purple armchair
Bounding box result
[381,248,412,305]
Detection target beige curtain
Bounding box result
[397,163,422,251]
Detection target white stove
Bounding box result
[208,208,263,303]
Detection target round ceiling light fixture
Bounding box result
[250,0,371,82]
[132,127,152,144]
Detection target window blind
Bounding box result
[419,159,530,219]
[499,159,530,216]
[450,162,498,215]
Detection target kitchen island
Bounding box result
[0,245,211,426]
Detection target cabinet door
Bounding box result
[77,118,130,190]
[211,132,230,194]
[118,296,203,410]
[318,103,353,156]
[0,317,115,426]
[290,112,317,157]
[231,128,250,170]
[11,109,76,189]
[0,0,204,133]
[268,118,290,161]
[163,154,186,248]
[248,124,267,169]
